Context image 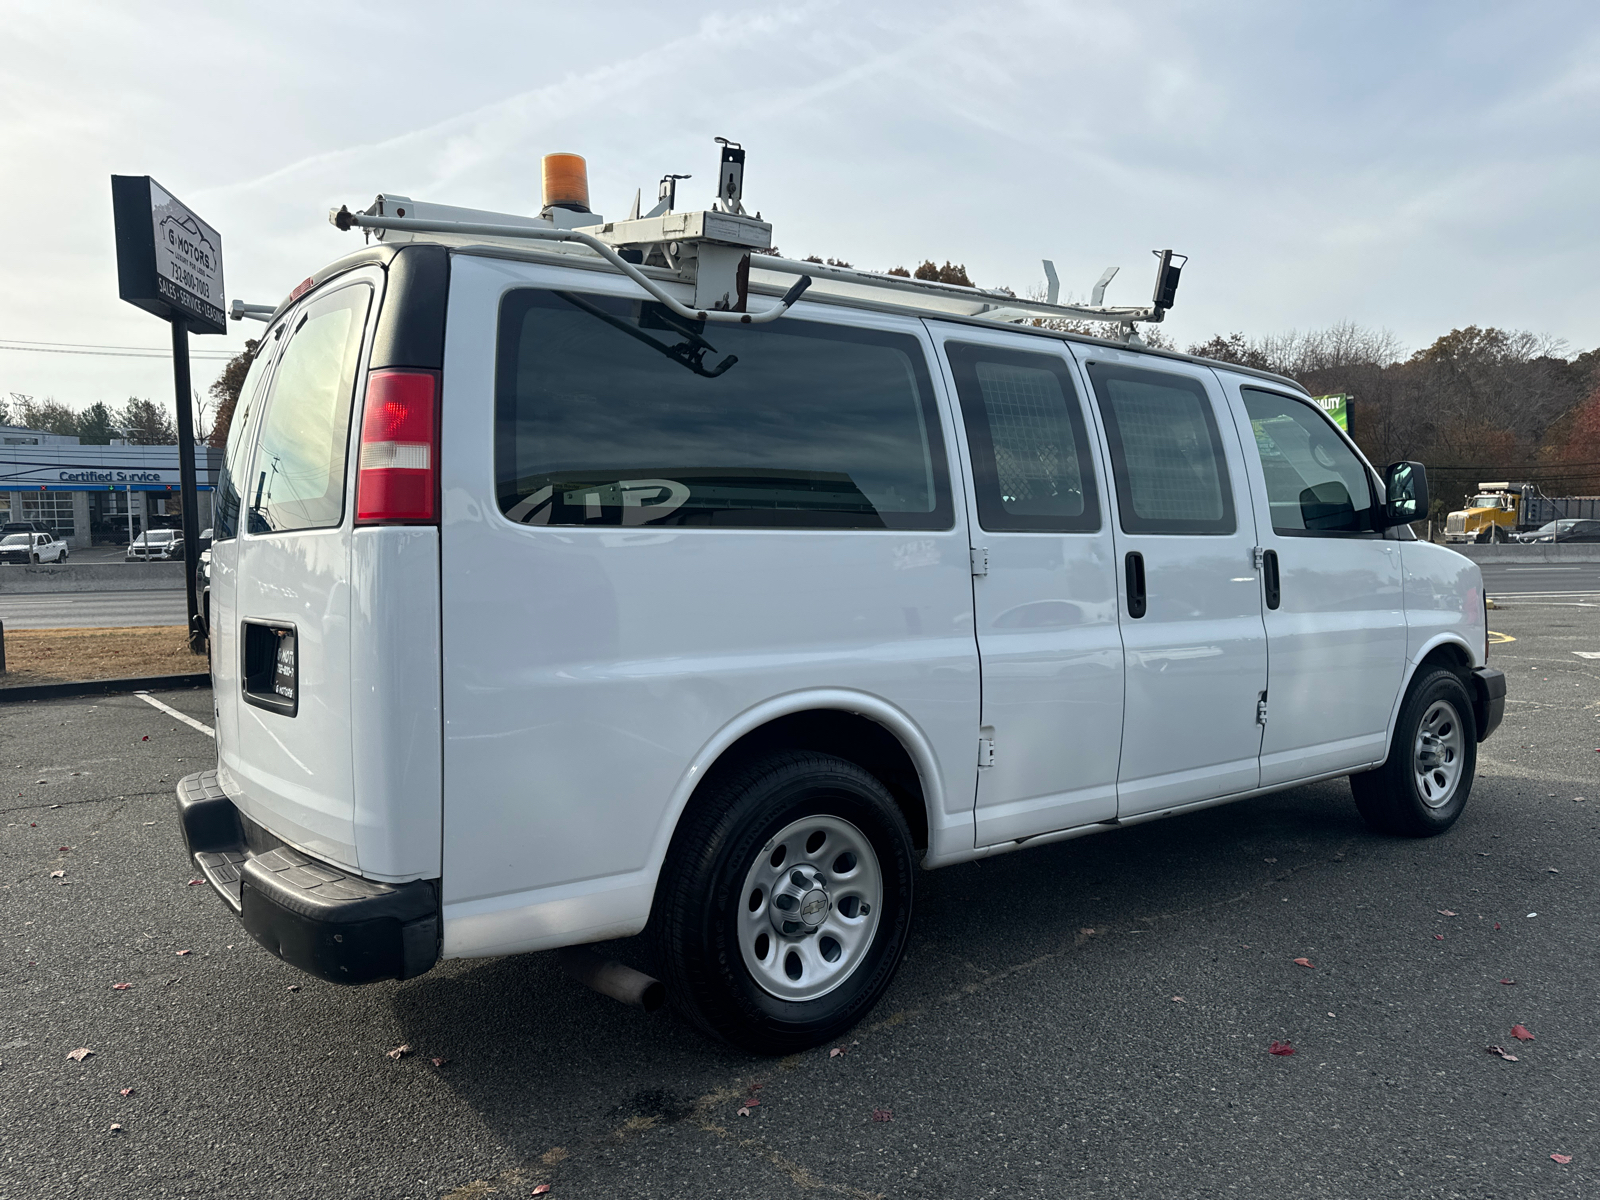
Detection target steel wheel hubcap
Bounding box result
[1413,699,1465,809]
[737,814,883,1002]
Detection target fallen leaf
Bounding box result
[141,736,148,741]
[1434,934,1445,941]
[176,950,191,956]
[287,984,301,992]
[67,1048,93,1062]
[58,846,69,852]
[50,870,65,879]
[387,1043,412,1060]
[1552,1153,1572,1164]
[829,1047,845,1058]
[1500,979,1515,985]
[109,1123,122,1133]
[186,879,202,886]
[120,1087,134,1097]
[1511,1024,1535,1042]
[1486,1045,1519,1061]
[1268,1041,1295,1056]
[1171,996,1185,1003]
[1546,868,1559,874]
[1293,957,1314,969]
[872,1109,893,1122]
[532,1186,552,1196]
[741,1097,761,1108]
[1494,922,1502,930]
[1263,857,1277,864]
[431,1057,448,1068]
[1438,909,1457,917]
[737,1106,751,1118]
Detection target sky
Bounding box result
[2,0,1597,415]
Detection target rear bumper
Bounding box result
[175,770,439,984]
[1471,667,1506,742]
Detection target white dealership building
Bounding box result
[1,425,220,548]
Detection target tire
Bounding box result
[1351,667,1477,837]
[650,751,916,1055]
[30,554,39,564]
[59,550,67,562]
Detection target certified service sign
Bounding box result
[111,175,227,334]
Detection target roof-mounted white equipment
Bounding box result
[327,140,1185,338]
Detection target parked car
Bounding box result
[2,520,52,536]
[126,528,184,561]
[1516,518,1600,543]
[196,527,214,553]
[178,153,1504,1055]
[0,531,68,564]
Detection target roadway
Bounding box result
[0,589,189,629]
[1478,561,1600,601]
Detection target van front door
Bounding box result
[1220,381,1406,785]
[935,332,1124,845]
[1073,349,1268,818]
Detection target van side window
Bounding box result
[1085,363,1236,535]
[212,326,281,540]
[945,342,1099,532]
[246,285,372,534]
[1242,388,1375,535]
[493,290,952,530]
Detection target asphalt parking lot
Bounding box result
[3,602,1598,1200]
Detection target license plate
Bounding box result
[243,622,298,717]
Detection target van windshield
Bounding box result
[493,291,951,530]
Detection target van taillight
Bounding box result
[356,369,438,524]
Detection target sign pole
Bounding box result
[170,319,205,653]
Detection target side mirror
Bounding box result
[1382,461,1428,528]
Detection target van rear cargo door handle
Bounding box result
[1263,549,1280,610]
[1124,551,1146,619]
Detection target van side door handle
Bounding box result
[1124,551,1146,619]
[1262,549,1280,610]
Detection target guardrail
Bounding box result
[1450,543,1600,563]
[0,562,187,593]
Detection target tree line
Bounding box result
[12,260,1599,516]
[1,393,186,446]
[1187,324,1600,510]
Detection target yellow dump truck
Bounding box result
[1444,482,1524,543]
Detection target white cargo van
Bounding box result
[178,147,1505,1053]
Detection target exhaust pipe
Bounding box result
[557,947,665,1013]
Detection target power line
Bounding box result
[0,338,238,361]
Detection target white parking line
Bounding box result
[134,691,215,738]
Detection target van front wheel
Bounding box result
[1351,667,1476,837]
[651,751,915,1055]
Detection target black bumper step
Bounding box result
[176,770,439,985]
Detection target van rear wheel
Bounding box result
[1351,667,1476,837]
[651,751,915,1055]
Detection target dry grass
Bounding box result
[0,625,204,687]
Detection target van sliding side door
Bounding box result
[1071,346,1268,818]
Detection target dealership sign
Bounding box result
[111,176,227,334]
[1313,393,1350,432]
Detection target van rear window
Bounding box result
[494,290,952,530]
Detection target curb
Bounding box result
[0,673,212,703]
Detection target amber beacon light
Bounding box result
[541,153,590,212]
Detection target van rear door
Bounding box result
[224,272,378,871]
